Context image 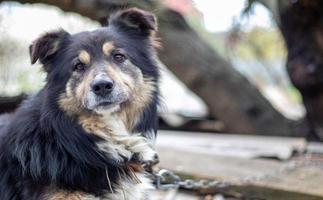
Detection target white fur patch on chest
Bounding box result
[103,172,153,200]
[77,111,156,200]
[101,113,129,137]
[45,173,153,200]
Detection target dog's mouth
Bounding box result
[84,87,129,112]
[96,101,119,108]
[92,101,122,114]
[97,101,114,107]
[91,96,127,112]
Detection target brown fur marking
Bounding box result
[58,80,82,116]
[78,50,91,65]
[119,77,156,130]
[58,70,95,116]
[102,42,114,56]
[75,70,95,106]
[78,114,111,137]
[107,65,134,93]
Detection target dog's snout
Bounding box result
[91,79,114,96]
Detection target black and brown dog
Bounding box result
[0,8,160,200]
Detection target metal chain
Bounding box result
[153,169,230,190]
[153,154,323,191]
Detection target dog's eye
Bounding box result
[112,53,127,63]
[74,62,85,72]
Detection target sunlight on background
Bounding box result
[191,0,304,119]
[194,0,273,32]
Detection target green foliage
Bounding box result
[233,27,287,60]
[185,14,286,61]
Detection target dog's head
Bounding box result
[30,8,159,119]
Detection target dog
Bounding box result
[0,8,160,200]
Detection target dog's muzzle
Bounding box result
[84,74,128,111]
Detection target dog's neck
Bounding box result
[77,111,128,138]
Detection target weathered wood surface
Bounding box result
[155,131,323,198]
[157,130,307,160]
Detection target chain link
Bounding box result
[153,169,230,190]
[152,155,323,191]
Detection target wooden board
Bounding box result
[155,131,323,198]
[157,130,307,160]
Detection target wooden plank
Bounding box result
[155,131,323,197]
[156,145,283,183]
[157,130,307,160]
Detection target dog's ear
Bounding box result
[29,29,70,65]
[108,8,157,36]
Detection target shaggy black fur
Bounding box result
[0,8,159,200]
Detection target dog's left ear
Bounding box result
[29,29,70,65]
[108,8,157,37]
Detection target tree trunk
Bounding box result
[157,10,293,135]
[1,0,295,136]
[278,0,323,140]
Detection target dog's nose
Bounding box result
[91,79,114,96]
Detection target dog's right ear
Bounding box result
[29,29,70,65]
[108,8,157,37]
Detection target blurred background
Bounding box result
[0,0,323,199]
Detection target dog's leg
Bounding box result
[96,136,133,164]
[80,115,133,164]
[101,115,159,166]
[115,134,159,167]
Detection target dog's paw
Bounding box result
[136,152,159,173]
[131,147,159,164]
[141,147,159,166]
[97,142,132,165]
[126,136,159,167]
[115,149,133,164]
[114,135,159,169]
